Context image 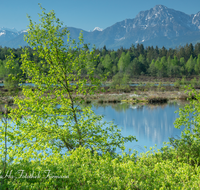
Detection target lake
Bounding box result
[91,101,186,154]
[0,83,174,87]
[0,101,187,156]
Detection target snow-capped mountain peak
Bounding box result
[0,32,5,36]
[153,4,167,11]
[1,5,200,50]
[92,27,103,32]
[19,29,28,33]
[0,27,18,33]
[0,27,19,43]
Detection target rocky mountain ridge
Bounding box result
[1,5,200,50]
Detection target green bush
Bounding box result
[174,79,181,88]
[160,87,165,92]
[4,76,19,90]
[190,77,197,88]
[110,73,130,91]
[169,87,200,166]
[1,147,200,189]
[180,76,186,85]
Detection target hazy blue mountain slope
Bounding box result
[1,5,200,49]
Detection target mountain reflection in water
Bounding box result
[0,101,187,155]
[92,101,186,154]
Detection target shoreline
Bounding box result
[0,84,199,105]
[85,90,193,104]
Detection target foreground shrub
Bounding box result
[169,87,200,166]
[1,147,199,189]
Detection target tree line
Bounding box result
[0,41,200,83]
[94,43,200,78]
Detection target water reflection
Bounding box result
[0,83,174,87]
[92,101,187,154]
[0,100,188,155]
[129,83,174,86]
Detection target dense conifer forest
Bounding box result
[0,42,200,83]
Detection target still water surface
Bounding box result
[0,83,174,87]
[0,101,187,155]
[91,102,186,154]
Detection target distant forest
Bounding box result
[0,43,200,82]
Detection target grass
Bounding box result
[84,88,194,105]
[0,80,199,105]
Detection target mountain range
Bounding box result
[1,5,200,50]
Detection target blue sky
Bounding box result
[1,0,200,31]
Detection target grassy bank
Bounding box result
[0,82,199,106]
[84,85,198,104]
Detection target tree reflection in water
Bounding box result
[92,101,188,154]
